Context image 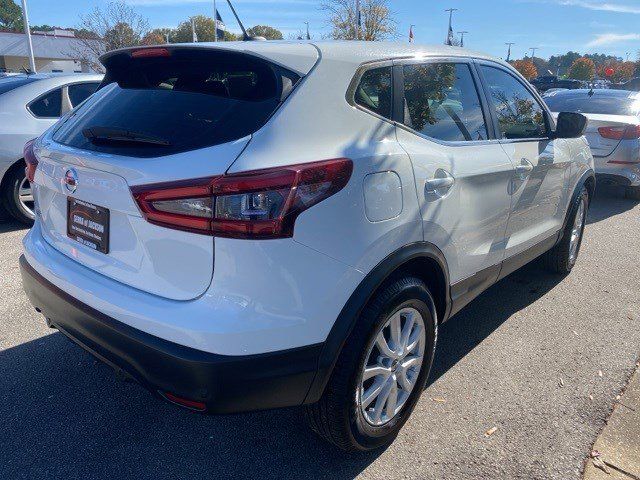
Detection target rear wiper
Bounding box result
[83,127,171,146]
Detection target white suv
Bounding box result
[21,42,594,451]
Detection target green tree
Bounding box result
[142,27,173,45]
[0,0,22,31]
[246,25,283,40]
[568,57,596,81]
[104,22,141,48]
[173,16,237,42]
[548,51,581,76]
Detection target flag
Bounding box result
[191,18,198,42]
[215,10,226,32]
[409,25,414,43]
[446,25,454,46]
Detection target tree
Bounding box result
[512,60,537,80]
[246,25,283,40]
[141,28,171,45]
[597,61,636,83]
[321,0,396,41]
[548,51,581,76]
[0,0,22,31]
[568,57,595,81]
[70,1,149,72]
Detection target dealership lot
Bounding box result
[1,186,638,480]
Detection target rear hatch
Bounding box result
[32,45,314,300]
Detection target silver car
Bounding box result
[545,89,640,200]
[0,73,102,223]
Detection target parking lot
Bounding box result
[0,186,638,480]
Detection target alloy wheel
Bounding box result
[358,307,426,426]
[569,197,586,264]
[16,177,35,219]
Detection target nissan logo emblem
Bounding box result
[64,168,78,194]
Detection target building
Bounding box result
[0,30,101,73]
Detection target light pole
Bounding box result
[626,52,630,62]
[530,47,539,59]
[20,0,36,73]
[444,8,457,45]
[458,31,468,47]
[304,21,310,40]
[505,42,515,62]
[355,0,361,40]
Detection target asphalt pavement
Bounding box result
[1,186,639,480]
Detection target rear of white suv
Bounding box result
[21,42,594,452]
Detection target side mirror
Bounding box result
[553,112,587,139]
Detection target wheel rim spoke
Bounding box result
[17,177,35,215]
[359,307,427,426]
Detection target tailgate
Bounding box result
[32,140,251,301]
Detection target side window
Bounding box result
[480,66,548,140]
[28,88,63,118]
[68,82,100,107]
[354,66,393,119]
[402,63,488,142]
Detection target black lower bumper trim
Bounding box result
[20,255,322,414]
[596,173,632,187]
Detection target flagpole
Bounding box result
[20,0,36,73]
[213,0,217,41]
[355,0,360,40]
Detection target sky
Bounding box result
[20,0,640,60]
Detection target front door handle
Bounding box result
[515,159,534,179]
[425,170,455,196]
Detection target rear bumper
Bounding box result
[20,255,322,413]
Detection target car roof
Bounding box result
[102,41,508,77]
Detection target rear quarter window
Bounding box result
[52,49,300,157]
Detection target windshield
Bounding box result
[545,93,640,116]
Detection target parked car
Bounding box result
[20,42,594,451]
[531,75,585,92]
[0,73,102,224]
[544,89,640,199]
[618,78,640,91]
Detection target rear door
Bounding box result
[476,62,570,262]
[394,58,514,290]
[33,47,308,300]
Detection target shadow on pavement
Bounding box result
[587,185,639,225]
[0,219,28,234]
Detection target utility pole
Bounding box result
[355,0,361,40]
[530,47,539,59]
[458,31,468,47]
[444,8,457,45]
[20,0,36,73]
[505,42,515,62]
[213,0,218,41]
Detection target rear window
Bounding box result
[0,76,38,95]
[52,49,300,157]
[544,93,640,116]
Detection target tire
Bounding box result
[543,186,588,274]
[624,186,640,201]
[2,164,35,226]
[305,277,437,451]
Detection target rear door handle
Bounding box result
[425,170,455,195]
[515,159,534,179]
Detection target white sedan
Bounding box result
[0,73,102,223]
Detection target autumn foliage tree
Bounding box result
[568,57,595,81]
[597,61,636,83]
[512,60,538,80]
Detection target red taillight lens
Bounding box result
[598,125,640,140]
[161,392,206,412]
[23,138,38,182]
[131,158,353,239]
[131,47,171,58]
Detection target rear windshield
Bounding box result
[545,93,640,116]
[0,77,38,95]
[52,49,299,157]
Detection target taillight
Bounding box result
[598,125,640,140]
[23,138,38,182]
[131,158,353,239]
